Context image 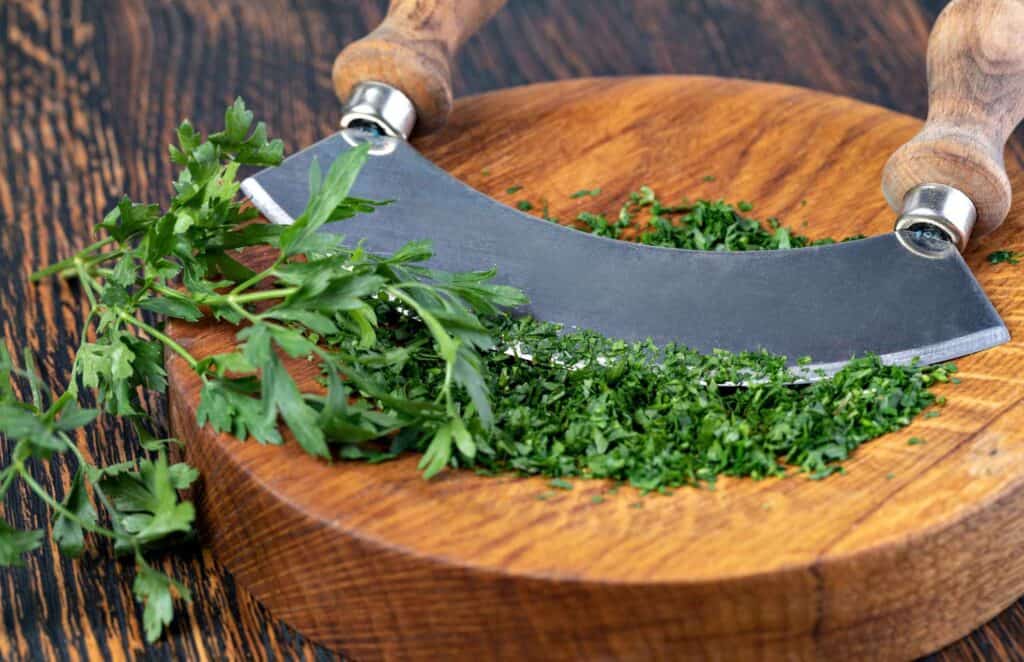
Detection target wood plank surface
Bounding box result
[2,1,1023,659]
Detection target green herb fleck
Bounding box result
[506,185,523,194]
[516,200,534,212]
[549,478,573,491]
[541,200,556,223]
[570,188,601,199]
[908,437,926,446]
[987,250,1023,265]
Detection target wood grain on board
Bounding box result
[2,0,1024,660]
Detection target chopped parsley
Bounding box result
[521,185,865,250]
[987,250,1023,264]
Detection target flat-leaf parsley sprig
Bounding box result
[1,98,525,641]
[0,97,296,642]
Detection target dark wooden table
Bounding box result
[2,1,1023,659]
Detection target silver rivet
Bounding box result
[340,81,417,141]
[893,184,977,253]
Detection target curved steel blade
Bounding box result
[242,130,1009,377]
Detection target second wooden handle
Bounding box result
[333,0,507,135]
[882,0,1024,240]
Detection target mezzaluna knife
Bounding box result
[242,0,1024,378]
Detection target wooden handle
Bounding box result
[333,0,506,135]
[882,0,1024,239]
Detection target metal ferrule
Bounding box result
[894,183,977,253]
[340,81,417,141]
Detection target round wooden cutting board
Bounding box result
[166,77,1024,661]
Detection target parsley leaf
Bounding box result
[52,468,98,558]
[133,561,192,643]
[0,518,44,567]
[97,451,195,546]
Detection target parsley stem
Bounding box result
[442,356,456,416]
[81,249,125,271]
[228,255,284,296]
[84,470,132,541]
[226,288,297,304]
[59,435,132,541]
[22,348,43,410]
[71,250,124,273]
[386,286,459,416]
[30,237,116,282]
[0,466,16,501]
[46,310,96,415]
[118,313,199,371]
[73,262,101,310]
[148,281,203,303]
[59,435,88,468]
[15,463,129,542]
[226,301,262,325]
[44,391,74,421]
[149,282,296,308]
